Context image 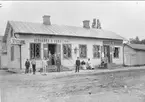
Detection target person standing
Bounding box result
[56,56,61,72]
[87,58,92,70]
[42,57,47,75]
[31,58,36,75]
[75,57,80,73]
[25,59,30,74]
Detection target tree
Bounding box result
[141,39,145,44]
[129,36,145,44]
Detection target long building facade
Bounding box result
[3,15,125,70]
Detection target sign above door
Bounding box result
[34,38,69,43]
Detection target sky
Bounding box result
[0,1,145,40]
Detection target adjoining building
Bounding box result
[124,43,145,66]
[0,36,8,69]
[3,15,125,71]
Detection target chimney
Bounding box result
[92,18,96,28]
[43,15,51,25]
[83,20,90,29]
[97,19,102,29]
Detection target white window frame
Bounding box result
[113,47,120,58]
[79,44,87,58]
[63,44,72,59]
[30,43,41,59]
[93,45,100,58]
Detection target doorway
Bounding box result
[48,44,56,65]
[104,45,111,63]
[43,43,61,65]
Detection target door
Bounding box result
[48,44,56,65]
[104,45,111,63]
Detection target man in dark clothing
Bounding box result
[75,57,80,73]
[25,59,30,74]
[56,56,61,72]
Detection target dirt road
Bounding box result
[1,68,145,102]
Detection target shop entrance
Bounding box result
[43,43,61,66]
[48,44,56,55]
[104,45,112,63]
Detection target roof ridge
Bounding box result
[8,20,107,30]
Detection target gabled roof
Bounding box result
[4,20,126,42]
[125,44,145,51]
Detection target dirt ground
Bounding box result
[1,68,145,102]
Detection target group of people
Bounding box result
[25,58,36,74]
[25,56,61,75]
[75,57,93,73]
[41,56,61,74]
[25,55,93,74]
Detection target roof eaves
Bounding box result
[17,32,124,41]
[125,44,145,51]
[133,48,145,51]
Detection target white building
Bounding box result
[3,15,125,71]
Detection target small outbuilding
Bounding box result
[124,43,145,66]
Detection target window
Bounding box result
[11,46,14,61]
[79,45,87,58]
[93,45,100,58]
[63,44,72,59]
[30,43,41,59]
[11,28,13,37]
[113,47,119,58]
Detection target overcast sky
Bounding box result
[0,1,145,40]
